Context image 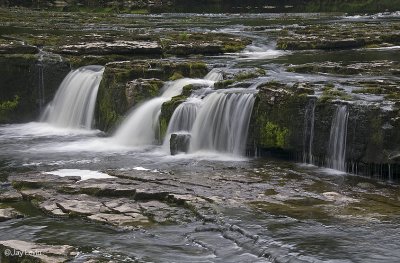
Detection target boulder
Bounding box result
[170,133,191,155]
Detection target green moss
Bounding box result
[384,93,400,100]
[169,72,184,81]
[235,72,259,81]
[320,88,352,102]
[260,121,289,148]
[0,95,19,122]
[159,95,187,139]
[182,84,194,96]
[214,80,234,89]
[352,87,385,94]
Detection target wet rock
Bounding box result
[96,60,207,131]
[125,78,164,108]
[0,240,76,263]
[277,22,400,51]
[88,213,149,227]
[0,208,24,222]
[10,173,79,190]
[59,41,162,55]
[0,54,70,123]
[39,201,67,217]
[0,189,23,202]
[0,42,38,54]
[56,197,110,216]
[61,180,137,197]
[162,32,251,56]
[170,133,191,155]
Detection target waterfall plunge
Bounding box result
[41,65,104,129]
[327,105,349,171]
[113,78,213,146]
[189,91,255,155]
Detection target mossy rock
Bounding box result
[95,60,207,132]
[159,95,188,139]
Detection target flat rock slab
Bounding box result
[0,240,76,263]
[0,189,23,202]
[88,212,149,228]
[0,208,24,222]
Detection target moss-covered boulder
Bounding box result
[95,59,208,132]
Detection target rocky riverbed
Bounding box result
[0,6,400,263]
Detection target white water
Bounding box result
[113,78,213,146]
[162,98,202,150]
[204,68,223,82]
[238,44,285,60]
[327,105,349,171]
[303,99,316,164]
[40,65,104,129]
[189,91,255,155]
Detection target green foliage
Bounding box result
[260,121,289,148]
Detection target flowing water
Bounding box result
[113,78,214,146]
[40,65,104,129]
[303,99,316,164]
[189,91,256,155]
[328,105,349,171]
[1,11,400,263]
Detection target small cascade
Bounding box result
[41,65,104,129]
[37,61,45,111]
[113,78,213,146]
[302,99,316,164]
[162,97,202,149]
[327,105,349,171]
[204,68,223,82]
[189,91,255,155]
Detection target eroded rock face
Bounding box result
[249,81,400,178]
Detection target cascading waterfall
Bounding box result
[302,99,316,164]
[189,91,255,155]
[40,65,104,129]
[113,78,213,146]
[327,105,349,171]
[204,68,223,82]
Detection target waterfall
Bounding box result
[302,99,316,164]
[40,65,104,129]
[189,91,255,155]
[327,105,349,171]
[113,78,213,146]
[162,97,202,149]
